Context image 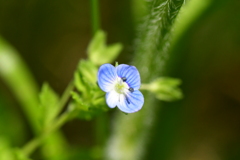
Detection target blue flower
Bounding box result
[98,63,144,113]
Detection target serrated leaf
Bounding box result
[74,71,86,94]
[74,60,99,100]
[72,59,110,120]
[39,83,59,128]
[71,91,90,111]
[71,91,84,105]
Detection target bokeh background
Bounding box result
[0,0,240,160]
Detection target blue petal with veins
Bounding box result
[98,63,144,113]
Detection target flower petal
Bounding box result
[116,64,141,89]
[117,90,144,113]
[98,64,117,92]
[105,91,118,108]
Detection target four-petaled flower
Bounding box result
[97,63,144,113]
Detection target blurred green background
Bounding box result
[1,0,240,160]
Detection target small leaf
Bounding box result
[71,91,84,106]
[87,30,106,56]
[78,60,98,84]
[74,71,86,94]
[88,30,106,65]
[103,43,123,64]
[39,83,59,128]
[88,30,122,65]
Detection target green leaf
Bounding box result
[78,60,98,85]
[103,43,123,64]
[72,59,109,120]
[74,60,99,98]
[88,30,122,65]
[142,77,183,101]
[88,30,106,56]
[71,90,107,120]
[39,83,60,128]
[74,71,86,94]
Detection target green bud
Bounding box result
[72,59,108,120]
[70,91,108,120]
[141,77,183,101]
[88,30,122,65]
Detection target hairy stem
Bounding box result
[105,0,185,160]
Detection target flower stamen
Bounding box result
[129,87,134,93]
[114,77,129,94]
[122,77,127,82]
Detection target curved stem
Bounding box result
[54,80,74,118]
[22,110,71,156]
[21,81,75,156]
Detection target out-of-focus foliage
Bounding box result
[0,138,14,160]
[142,77,183,101]
[0,37,40,131]
[143,0,240,160]
[0,37,70,160]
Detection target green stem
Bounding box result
[22,110,71,156]
[21,81,75,156]
[90,0,100,34]
[54,80,74,118]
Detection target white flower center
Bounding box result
[114,77,129,94]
